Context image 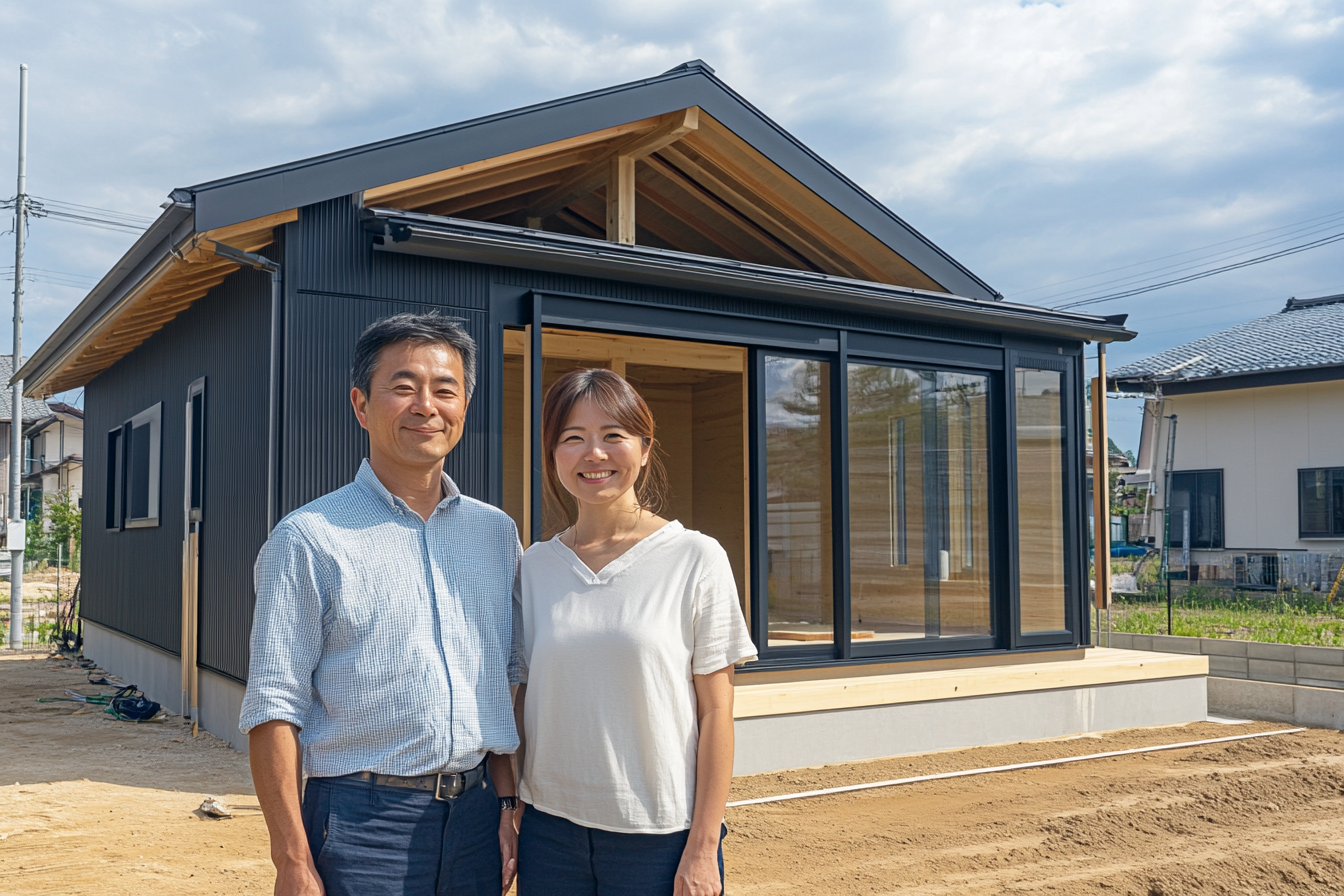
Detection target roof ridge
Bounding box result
[1282,293,1344,312]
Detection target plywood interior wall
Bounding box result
[502,328,749,615]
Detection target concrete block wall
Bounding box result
[1096,631,1344,690]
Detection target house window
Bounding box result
[1299,468,1344,538]
[107,403,162,530]
[1015,366,1068,633]
[105,428,124,530]
[1168,470,1222,549]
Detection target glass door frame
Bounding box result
[1006,350,1084,649]
[492,286,1088,668]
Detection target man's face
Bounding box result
[350,340,470,469]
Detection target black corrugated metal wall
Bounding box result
[83,262,271,662]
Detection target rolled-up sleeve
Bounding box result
[508,538,528,686]
[239,523,326,735]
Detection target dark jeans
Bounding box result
[301,769,501,896]
[518,804,725,896]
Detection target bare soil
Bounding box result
[4,654,1344,895]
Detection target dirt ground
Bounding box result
[4,653,1344,895]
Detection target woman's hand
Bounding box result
[673,842,721,896]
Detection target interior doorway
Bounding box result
[503,328,749,613]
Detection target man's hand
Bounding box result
[274,855,325,896]
[499,808,519,893]
[673,844,720,896]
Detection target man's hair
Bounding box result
[350,313,477,398]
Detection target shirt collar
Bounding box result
[355,459,461,516]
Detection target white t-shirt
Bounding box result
[517,520,757,834]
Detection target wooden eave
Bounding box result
[360,108,946,293]
[35,209,296,395]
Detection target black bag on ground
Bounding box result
[106,685,161,722]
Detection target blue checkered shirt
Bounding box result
[239,460,525,778]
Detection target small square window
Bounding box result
[1299,468,1344,538]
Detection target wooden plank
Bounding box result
[684,117,946,290]
[374,147,602,211]
[525,107,700,221]
[656,144,875,281]
[422,170,571,218]
[503,327,744,372]
[606,155,635,245]
[201,208,297,252]
[636,164,808,269]
[362,114,667,205]
[733,648,1208,718]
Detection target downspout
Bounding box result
[209,241,282,531]
[179,241,281,728]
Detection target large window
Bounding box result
[1015,367,1067,633]
[764,356,834,646]
[848,363,991,646]
[1168,470,1222,549]
[106,403,162,530]
[1299,468,1344,538]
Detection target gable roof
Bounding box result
[17,61,1135,397]
[1110,294,1344,391]
[185,61,996,299]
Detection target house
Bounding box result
[1111,293,1344,589]
[0,356,52,523]
[22,401,85,514]
[16,62,1207,768]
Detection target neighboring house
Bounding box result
[1111,294,1344,588]
[22,401,85,516]
[16,62,1207,765]
[0,355,53,524]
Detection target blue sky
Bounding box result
[2,0,1343,449]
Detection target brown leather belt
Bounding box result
[331,759,487,801]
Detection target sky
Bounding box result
[2,0,1343,450]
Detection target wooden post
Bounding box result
[607,155,635,245]
[1092,346,1111,613]
[522,323,534,548]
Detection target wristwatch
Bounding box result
[499,795,519,811]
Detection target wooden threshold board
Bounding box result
[732,648,1208,719]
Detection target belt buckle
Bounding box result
[434,772,464,801]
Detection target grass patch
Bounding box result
[1108,587,1344,646]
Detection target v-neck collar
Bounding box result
[549,520,683,585]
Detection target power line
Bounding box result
[1011,207,1344,302]
[3,193,153,234]
[1053,229,1344,310]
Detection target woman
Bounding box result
[515,368,756,896]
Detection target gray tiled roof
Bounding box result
[0,356,53,423]
[1110,295,1344,385]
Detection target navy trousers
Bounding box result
[518,804,725,896]
[301,770,501,896]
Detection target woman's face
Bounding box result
[553,396,649,509]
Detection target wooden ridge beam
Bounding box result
[525,107,700,223]
[378,148,601,211]
[363,114,669,206]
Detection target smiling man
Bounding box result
[240,313,525,896]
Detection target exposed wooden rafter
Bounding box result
[524,107,700,223]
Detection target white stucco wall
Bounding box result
[1155,380,1344,551]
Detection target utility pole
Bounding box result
[8,64,27,649]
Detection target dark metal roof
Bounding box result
[1111,293,1344,389]
[368,208,1135,344]
[183,61,999,301]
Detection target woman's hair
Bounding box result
[541,368,668,522]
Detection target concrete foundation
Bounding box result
[1208,676,1344,730]
[733,675,1208,775]
[83,621,249,753]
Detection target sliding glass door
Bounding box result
[846,362,994,653]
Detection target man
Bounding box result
[240,313,524,896]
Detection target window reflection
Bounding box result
[765,357,833,645]
[848,364,991,644]
[1015,368,1066,633]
